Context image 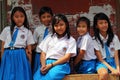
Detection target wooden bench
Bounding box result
[63,74,120,80]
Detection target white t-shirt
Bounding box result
[39,34,76,60]
[77,33,96,60]
[0,26,35,48]
[33,24,52,52]
[93,34,120,59]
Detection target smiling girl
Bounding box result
[33,14,76,80]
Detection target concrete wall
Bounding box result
[6,0,120,39]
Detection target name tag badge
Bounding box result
[21,34,25,39]
[110,47,115,52]
[63,47,67,52]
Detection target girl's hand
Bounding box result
[111,69,120,76]
[45,64,53,71]
[40,65,46,74]
[40,64,53,74]
[26,49,32,63]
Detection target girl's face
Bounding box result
[13,11,25,27]
[77,21,88,36]
[96,20,108,33]
[40,12,52,26]
[54,20,66,37]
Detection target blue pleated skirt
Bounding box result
[96,58,116,73]
[33,53,40,74]
[0,49,32,80]
[33,59,70,80]
[75,59,96,74]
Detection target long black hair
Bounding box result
[52,14,70,39]
[10,6,29,36]
[93,12,114,47]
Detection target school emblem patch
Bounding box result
[63,47,67,52]
[110,47,115,52]
[21,34,25,39]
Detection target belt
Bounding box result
[5,47,24,50]
[82,59,96,61]
[36,52,41,54]
[47,58,57,60]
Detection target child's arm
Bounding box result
[41,53,72,74]
[26,45,32,63]
[74,50,85,66]
[32,43,37,50]
[114,50,120,75]
[52,53,72,66]
[0,41,5,59]
[40,51,46,74]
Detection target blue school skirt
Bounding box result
[75,59,96,74]
[0,48,32,80]
[33,52,40,74]
[33,59,70,80]
[96,58,116,73]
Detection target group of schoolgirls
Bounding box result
[0,6,120,80]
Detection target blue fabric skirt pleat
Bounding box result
[33,59,70,80]
[96,58,116,73]
[0,49,32,80]
[33,53,40,74]
[76,60,96,74]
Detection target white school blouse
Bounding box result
[77,33,96,60]
[0,26,35,48]
[93,34,120,59]
[33,24,52,52]
[39,34,76,60]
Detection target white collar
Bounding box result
[53,33,68,40]
[99,33,108,42]
[14,25,25,32]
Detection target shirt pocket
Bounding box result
[109,42,115,53]
[17,33,27,45]
[56,42,69,54]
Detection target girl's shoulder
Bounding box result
[78,33,92,40]
[4,26,10,29]
[21,27,32,34]
[2,26,10,31]
[114,34,118,38]
[69,36,76,42]
[34,25,45,31]
[92,36,100,43]
[43,34,52,40]
[113,34,119,41]
[83,33,91,39]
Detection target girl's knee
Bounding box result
[97,68,108,80]
[99,73,108,80]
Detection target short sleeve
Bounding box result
[27,30,35,45]
[38,35,51,53]
[33,28,38,43]
[80,37,88,50]
[0,27,9,41]
[114,35,120,50]
[93,39,100,51]
[66,37,77,57]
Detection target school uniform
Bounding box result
[76,33,96,74]
[0,26,35,80]
[33,33,76,80]
[93,34,120,72]
[33,24,52,74]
